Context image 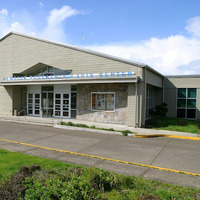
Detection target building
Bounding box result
[0,32,199,127]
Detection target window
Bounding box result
[177,88,197,119]
[42,85,54,91]
[91,93,115,111]
[146,86,155,119]
[25,66,71,77]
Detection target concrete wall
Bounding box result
[0,86,13,116]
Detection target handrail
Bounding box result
[18,109,26,121]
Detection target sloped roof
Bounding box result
[0,31,164,77]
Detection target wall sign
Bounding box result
[2,71,135,82]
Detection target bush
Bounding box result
[60,121,67,125]
[0,165,41,200]
[149,103,168,119]
[121,130,132,136]
[178,120,188,126]
[76,123,89,128]
[88,168,119,192]
[21,167,118,199]
[67,121,75,126]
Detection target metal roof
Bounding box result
[166,75,200,78]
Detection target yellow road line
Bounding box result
[0,138,200,177]
[134,134,200,141]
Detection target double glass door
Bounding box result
[27,93,41,116]
[54,93,70,118]
[27,92,70,118]
[42,92,53,117]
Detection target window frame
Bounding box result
[176,88,197,119]
[91,92,115,112]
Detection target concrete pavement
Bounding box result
[0,121,200,188]
[1,115,200,138]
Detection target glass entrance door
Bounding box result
[42,92,53,117]
[54,93,70,118]
[27,93,41,116]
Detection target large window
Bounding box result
[177,88,197,119]
[91,92,115,111]
[146,86,155,119]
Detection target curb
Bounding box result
[53,124,134,137]
[0,118,53,127]
[134,134,200,141]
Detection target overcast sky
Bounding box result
[0,0,200,75]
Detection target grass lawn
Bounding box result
[145,118,200,134]
[0,149,200,200]
[0,149,73,180]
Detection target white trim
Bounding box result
[27,92,41,117]
[91,92,115,112]
[53,92,71,118]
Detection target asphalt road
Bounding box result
[0,121,200,188]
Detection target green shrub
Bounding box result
[149,102,168,118]
[88,168,119,192]
[0,165,41,200]
[67,121,75,126]
[1,163,200,200]
[76,123,89,128]
[121,130,132,136]
[60,121,67,125]
[21,167,104,199]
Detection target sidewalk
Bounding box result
[0,115,199,138]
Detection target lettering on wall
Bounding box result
[2,72,136,82]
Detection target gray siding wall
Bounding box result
[0,34,143,79]
[145,69,163,88]
[127,84,136,126]
[164,77,200,119]
[127,82,146,127]
[138,82,146,127]
[0,34,143,116]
